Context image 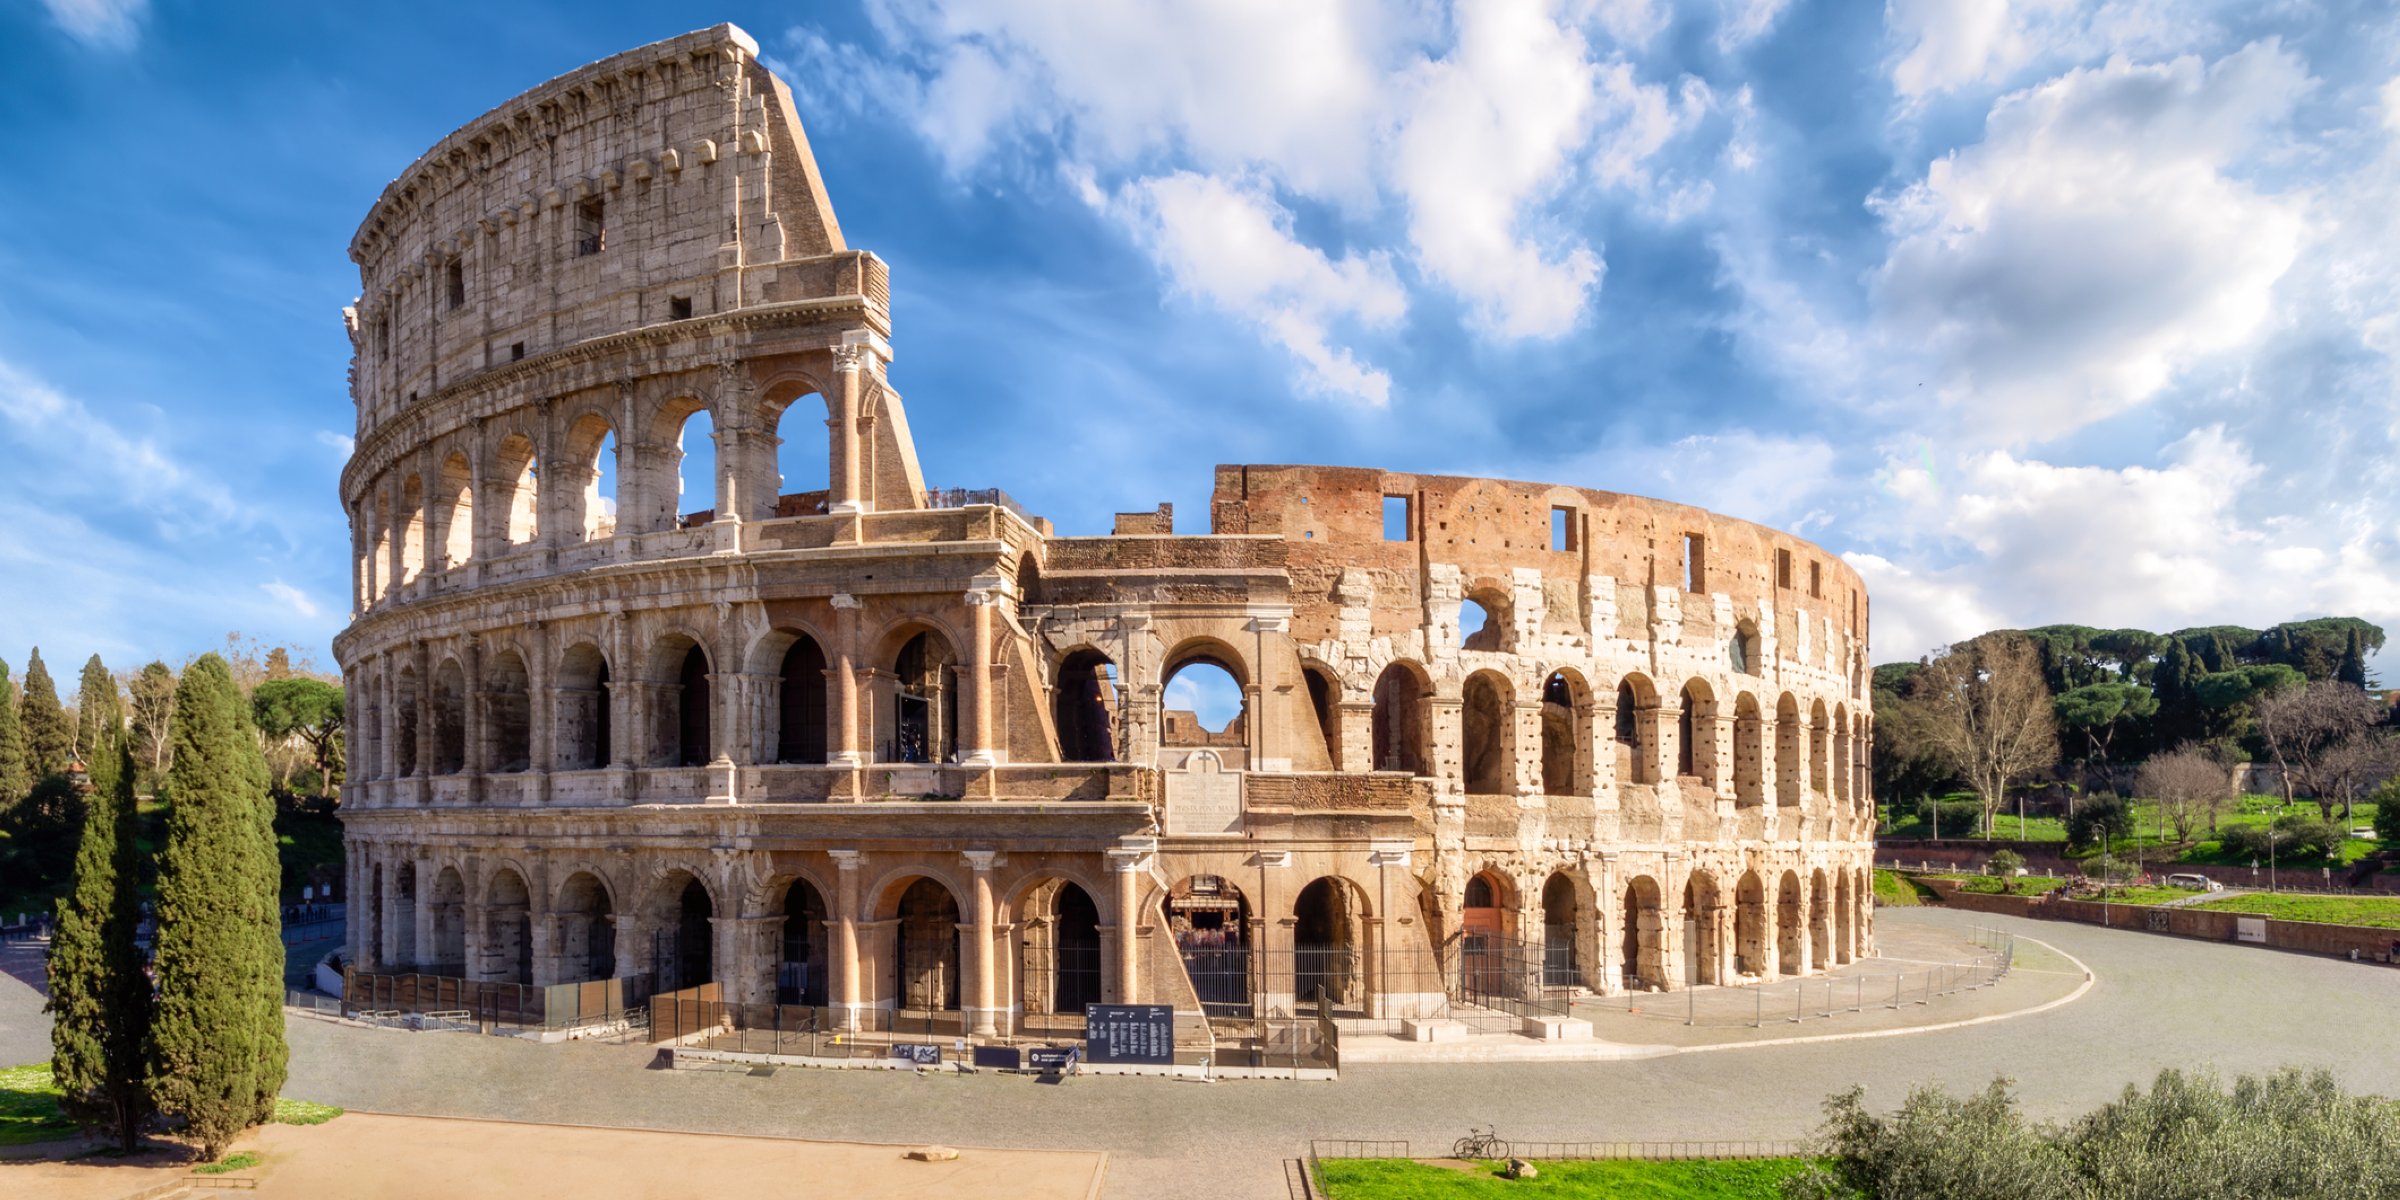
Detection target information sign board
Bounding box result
[1084,1004,1175,1064]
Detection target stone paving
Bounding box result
[8,907,2400,1200]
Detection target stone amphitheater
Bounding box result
[335,25,1875,1042]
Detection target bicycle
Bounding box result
[1453,1124,1511,1161]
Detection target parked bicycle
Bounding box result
[1454,1124,1511,1160]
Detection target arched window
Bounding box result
[1371,663,1430,775]
[486,650,531,772]
[1162,657,1244,749]
[1459,589,1510,652]
[776,636,828,764]
[565,414,618,542]
[772,390,830,517]
[892,631,959,763]
[1462,671,1513,795]
[399,474,426,582]
[1540,671,1586,795]
[675,645,712,766]
[436,452,474,569]
[556,644,611,770]
[1678,681,1716,785]
[1302,665,1339,769]
[493,433,539,547]
[432,659,467,775]
[1729,620,1759,675]
[1055,650,1118,762]
[675,408,715,526]
[779,878,828,1006]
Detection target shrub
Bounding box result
[2067,796,2134,852]
[1916,798,1985,836]
[1986,850,2026,893]
[2373,778,2400,845]
[2221,815,2342,863]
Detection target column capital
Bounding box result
[829,849,865,871]
[961,849,1000,872]
[830,592,863,610]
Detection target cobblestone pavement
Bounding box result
[9,907,2400,1199]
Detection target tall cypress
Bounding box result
[0,658,26,808]
[20,648,72,780]
[46,734,153,1152]
[2338,629,2369,688]
[75,655,122,765]
[147,654,285,1162]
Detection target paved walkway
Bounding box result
[7,907,2400,1200]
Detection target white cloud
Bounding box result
[0,357,243,532]
[1884,0,2211,101]
[316,430,355,459]
[40,0,145,50]
[261,580,322,620]
[1871,42,2313,443]
[1395,0,1608,338]
[1715,0,1792,50]
[1110,172,1406,405]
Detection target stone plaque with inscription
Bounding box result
[1165,750,1243,836]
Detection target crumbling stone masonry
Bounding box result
[335,25,1874,1036]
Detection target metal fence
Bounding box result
[341,969,653,1034]
[1307,1135,1814,1196]
[1586,925,2016,1029]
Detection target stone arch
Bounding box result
[1300,660,1341,771]
[483,866,534,984]
[369,491,393,601]
[1458,581,1512,653]
[1833,703,1853,810]
[1540,871,1587,989]
[1540,668,1593,796]
[641,867,720,991]
[1775,693,1802,805]
[1016,876,1104,1019]
[491,431,540,546]
[1370,660,1432,776]
[1833,868,1854,965]
[1615,672,1659,785]
[394,663,421,777]
[1620,874,1665,990]
[1811,868,1833,970]
[1732,692,1764,806]
[398,472,427,582]
[1461,669,1515,796]
[889,626,960,763]
[553,870,616,985]
[485,648,531,772]
[1168,874,1253,1016]
[435,450,475,568]
[761,380,832,518]
[1677,678,1718,786]
[1735,870,1770,978]
[641,632,713,768]
[554,641,611,770]
[561,411,618,542]
[1730,618,1761,676]
[431,656,467,775]
[391,861,418,968]
[775,874,831,1006]
[1809,699,1830,795]
[1161,638,1248,751]
[1683,870,1725,986]
[879,875,963,1013]
[1777,870,1804,976]
[641,391,717,532]
[1055,648,1119,763]
[428,864,467,973]
[1293,875,1373,1013]
[748,628,829,765]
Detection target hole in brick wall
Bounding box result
[1552,506,1576,552]
[510,342,525,361]
[669,295,693,320]
[1382,495,1410,542]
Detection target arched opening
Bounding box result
[432,658,467,775]
[1810,700,1830,795]
[392,863,417,969]
[1302,665,1339,770]
[1541,670,1587,796]
[365,863,384,968]
[554,872,615,984]
[778,878,828,1006]
[1459,588,1510,652]
[555,643,611,770]
[891,630,958,763]
[429,866,466,974]
[1461,671,1513,796]
[1161,655,1245,750]
[1679,680,1718,786]
[486,650,531,772]
[1021,880,1102,1020]
[395,666,421,777]
[892,877,961,1014]
[494,433,539,547]
[1733,693,1764,806]
[1777,871,1804,976]
[1833,705,1853,810]
[1810,870,1833,971]
[1775,694,1802,805]
[1684,873,1723,986]
[1541,873,1579,988]
[484,868,533,984]
[1621,876,1663,991]
[437,452,475,568]
[674,408,716,527]
[641,640,713,768]
[1170,875,1251,1016]
[399,474,426,583]
[1370,662,1430,775]
[1729,619,1759,675]
[652,874,715,992]
[1459,870,1517,1004]
[769,388,830,517]
[564,414,618,542]
[1293,877,1366,1013]
[1735,871,1768,977]
[676,645,711,766]
[1054,650,1118,763]
[370,493,393,600]
[776,635,829,764]
[1616,674,1657,784]
[1834,870,1855,965]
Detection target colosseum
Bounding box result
[335,25,1875,1046]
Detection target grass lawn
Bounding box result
[1955,875,2067,895]
[2190,892,2400,930]
[1319,1158,1813,1199]
[195,1151,261,1174]
[273,1097,343,1125]
[2065,886,2197,907]
[1881,797,2386,869]
[1873,870,1937,906]
[0,1063,76,1147]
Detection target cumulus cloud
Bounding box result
[1884,0,2212,101]
[1872,42,2313,443]
[0,357,243,532]
[40,0,145,50]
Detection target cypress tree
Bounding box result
[76,655,122,764]
[2338,629,2369,688]
[46,734,153,1152]
[20,647,72,780]
[147,654,286,1162]
[0,658,26,808]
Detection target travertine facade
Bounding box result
[336,25,1874,1036]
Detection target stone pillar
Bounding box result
[1107,842,1152,1005]
[965,850,998,1036]
[463,635,487,794]
[961,586,1002,766]
[830,345,868,513]
[831,850,864,1028]
[529,914,557,987]
[1648,704,1679,787]
[1710,714,1735,799]
[829,595,867,767]
[1335,700,1372,775]
[609,913,639,982]
[1512,699,1545,797]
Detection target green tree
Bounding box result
[2337,628,2369,688]
[2067,796,2135,854]
[0,658,26,808]
[126,661,177,786]
[1918,634,2060,838]
[1779,1078,2081,1200]
[45,735,153,1152]
[2054,682,2157,785]
[252,678,345,799]
[75,656,123,780]
[2372,775,2400,845]
[19,647,73,779]
[147,654,286,1162]
[1986,849,2027,893]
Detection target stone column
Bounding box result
[1512,699,1545,797]
[831,850,864,1029]
[529,914,557,987]
[964,850,998,1036]
[1106,843,1150,1004]
[830,345,869,513]
[413,642,434,778]
[463,635,487,798]
[1335,699,1372,774]
[961,585,1003,766]
[609,913,639,982]
[829,595,867,767]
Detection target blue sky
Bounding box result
[2,0,2397,684]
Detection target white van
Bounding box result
[2164,873,2223,892]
